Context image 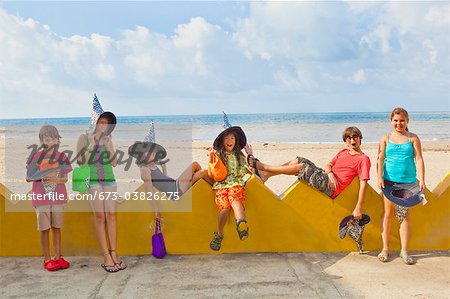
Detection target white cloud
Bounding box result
[0,2,448,118]
[94,63,115,80]
[352,69,366,84]
[91,33,113,57]
[425,4,450,27]
[360,25,392,54]
[234,1,358,62]
[422,40,438,65]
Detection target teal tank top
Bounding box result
[383,134,416,183]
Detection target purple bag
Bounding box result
[152,219,166,259]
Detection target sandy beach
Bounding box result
[191,140,450,195]
[0,137,449,196]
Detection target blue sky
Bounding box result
[0,1,449,118]
[1,1,249,38]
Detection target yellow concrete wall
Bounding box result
[1,173,449,256]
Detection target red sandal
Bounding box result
[43,259,61,271]
[54,257,70,269]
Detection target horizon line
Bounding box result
[1,110,449,121]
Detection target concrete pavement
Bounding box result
[1,251,449,298]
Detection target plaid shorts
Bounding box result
[214,186,246,211]
[297,157,333,197]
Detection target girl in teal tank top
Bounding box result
[383,135,416,183]
[376,108,426,265]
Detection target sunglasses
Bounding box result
[345,135,360,141]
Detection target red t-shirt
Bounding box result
[330,149,371,198]
[26,151,72,206]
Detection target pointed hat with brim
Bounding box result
[213,111,247,151]
[128,122,167,162]
[89,93,116,134]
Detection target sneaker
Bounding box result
[43,259,61,271]
[210,232,223,251]
[54,257,70,269]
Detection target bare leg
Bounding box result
[103,185,125,269]
[217,209,230,236]
[90,187,115,267]
[231,200,248,240]
[178,162,212,193]
[251,157,302,180]
[381,197,394,251]
[259,162,301,175]
[399,210,411,252]
[399,211,414,264]
[177,162,196,193]
[52,227,61,259]
[103,186,117,254]
[194,169,214,185]
[231,200,245,221]
[281,159,301,166]
[40,229,51,261]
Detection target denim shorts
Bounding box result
[89,181,117,190]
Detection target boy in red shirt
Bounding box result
[247,127,371,220]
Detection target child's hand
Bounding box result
[419,180,426,191]
[100,135,111,147]
[203,147,213,157]
[43,169,59,179]
[352,207,362,220]
[244,144,253,155]
[88,133,95,146]
[157,158,170,165]
[377,179,385,189]
[327,172,337,191]
[246,164,255,174]
[43,169,60,183]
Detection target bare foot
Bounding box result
[258,170,270,182]
[103,252,120,271]
[110,250,127,270]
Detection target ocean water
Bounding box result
[1,112,449,143]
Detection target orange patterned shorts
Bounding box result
[214,186,246,211]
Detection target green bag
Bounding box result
[72,165,90,192]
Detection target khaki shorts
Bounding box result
[34,204,64,231]
[297,157,333,197]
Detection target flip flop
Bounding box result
[400,251,415,265]
[114,261,127,270]
[101,264,119,273]
[246,154,262,181]
[378,250,389,263]
[110,250,127,270]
